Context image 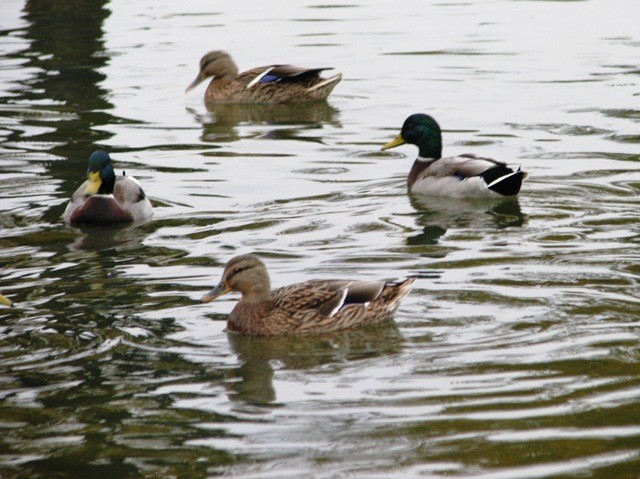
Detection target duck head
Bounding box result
[85,150,116,196]
[186,50,240,92]
[382,113,443,159]
[201,254,271,304]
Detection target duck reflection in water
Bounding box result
[67,222,150,252]
[187,101,341,144]
[407,196,526,246]
[225,324,404,405]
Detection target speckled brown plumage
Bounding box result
[186,51,342,104]
[201,254,415,336]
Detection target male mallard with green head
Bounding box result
[63,151,152,225]
[186,51,342,104]
[382,113,526,198]
[201,254,415,336]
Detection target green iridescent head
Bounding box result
[382,113,443,159]
[85,150,116,195]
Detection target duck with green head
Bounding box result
[200,253,415,336]
[63,151,153,225]
[382,113,526,198]
[186,51,342,104]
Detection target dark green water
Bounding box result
[1,0,639,477]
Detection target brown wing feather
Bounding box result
[269,65,332,78]
[238,65,333,88]
[271,280,350,313]
[265,278,415,334]
[207,67,341,103]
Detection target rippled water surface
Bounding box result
[1,0,639,477]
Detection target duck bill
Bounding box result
[201,282,231,303]
[381,133,406,151]
[0,293,13,307]
[84,171,102,196]
[185,70,207,93]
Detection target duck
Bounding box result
[185,51,342,104]
[0,293,12,307]
[63,151,153,225]
[381,113,526,198]
[200,254,415,336]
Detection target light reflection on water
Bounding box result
[1,0,639,477]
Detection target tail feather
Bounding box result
[306,73,342,93]
[383,277,416,303]
[482,166,526,196]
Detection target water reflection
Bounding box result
[66,223,150,252]
[15,0,117,195]
[227,323,404,405]
[407,196,526,245]
[2,0,640,476]
[188,102,340,143]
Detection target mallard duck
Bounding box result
[0,293,12,307]
[185,51,342,104]
[63,151,153,225]
[201,254,415,336]
[382,113,527,198]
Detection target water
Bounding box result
[1,0,639,477]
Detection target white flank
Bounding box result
[412,176,502,199]
[126,175,142,187]
[130,198,153,221]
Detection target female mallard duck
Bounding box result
[186,51,342,104]
[201,254,415,336]
[63,151,153,225]
[382,113,527,198]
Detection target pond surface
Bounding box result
[1,0,639,477]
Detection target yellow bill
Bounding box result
[84,171,102,196]
[381,133,406,151]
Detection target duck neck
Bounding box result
[213,74,235,84]
[408,157,436,189]
[416,135,442,160]
[239,281,271,304]
[98,165,116,194]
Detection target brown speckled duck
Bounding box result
[63,151,153,225]
[201,254,415,336]
[186,51,342,104]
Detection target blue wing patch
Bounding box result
[259,74,280,84]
